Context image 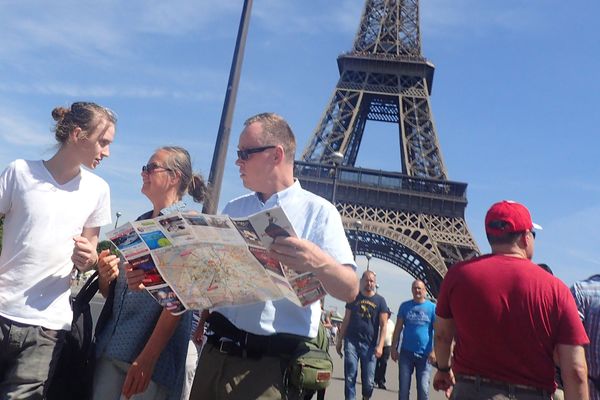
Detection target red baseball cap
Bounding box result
[485,200,542,236]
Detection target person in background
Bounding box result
[374,308,394,390]
[0,101,115,399]
[337,270,388,400]
[94,146,207,400]
[180,310,205,400]
[433,200,589,400]
[571,274,600,400]
[391,280,436,400]
[538,263,565,400]
[331,322,339,345]
[321,304,333,344]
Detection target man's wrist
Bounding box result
[432,362,451,373]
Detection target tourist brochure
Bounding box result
[105,206,326,314]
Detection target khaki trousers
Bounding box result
[450,379,551,400]
[189,342,310,400]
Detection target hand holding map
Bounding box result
[105,206,327,314]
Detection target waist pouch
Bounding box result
[286,323,333,391]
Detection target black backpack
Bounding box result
[46,272,99,400]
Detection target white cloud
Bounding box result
[135,0,240,35]
[0,0,238,70]
[0,1,127,67]
[251,0,363,36]
[0,111,54,147]
[0,82,221,102]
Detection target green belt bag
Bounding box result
[286,323,333,391]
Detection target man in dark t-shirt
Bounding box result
[336,271,388,400]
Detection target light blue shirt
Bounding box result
[398,299,435,355]
[215,180,356,338]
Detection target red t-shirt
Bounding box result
[436,254,589,391]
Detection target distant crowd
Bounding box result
[0,101,597,400]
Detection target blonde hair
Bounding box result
[159,146,208,204]
[244,112,296,163]
[52,101,117,145]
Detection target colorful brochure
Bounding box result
[105,206,326,314]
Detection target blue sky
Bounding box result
[1,0,598,314]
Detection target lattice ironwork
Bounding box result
[297,0,479,297]
[353,0,422,60]
[302,71,446,179]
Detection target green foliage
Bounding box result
[97,239,119,257]
[97,239,112,252]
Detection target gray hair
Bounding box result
[159,146,208,204]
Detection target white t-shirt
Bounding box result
[0,159,111,329]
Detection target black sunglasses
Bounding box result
[522,230,536,239]
[142,163,172,174]
[237,145,276,161]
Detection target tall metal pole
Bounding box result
[353,220,362,260]
[114,211,122,229]
[202,0,253,214]
[330,151,344,205]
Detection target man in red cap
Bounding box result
[432,200,590,399]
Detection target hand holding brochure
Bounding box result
[105,206,327,314]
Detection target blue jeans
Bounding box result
[398,350,432,400]
[344,339,376,400]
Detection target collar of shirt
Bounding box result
[161,200,187,215]
[254,179,301,209]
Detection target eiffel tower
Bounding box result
[294,0,479,296]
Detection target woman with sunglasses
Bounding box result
[0,101,116,398]
[93,146,207,400]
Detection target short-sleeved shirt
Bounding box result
[398,299,435,355]
[437,254,589,391]
[0,159,111,329]
[345,292,387,347]
[214,180,356,338]
[571,274,600,400]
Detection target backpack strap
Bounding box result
[73,271,99,314]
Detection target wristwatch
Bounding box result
[432,362,451,373]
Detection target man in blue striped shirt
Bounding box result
[572,275,600,400]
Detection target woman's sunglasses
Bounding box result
[142,163,172,174]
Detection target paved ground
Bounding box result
[325,347,447,400]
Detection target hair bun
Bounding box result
[51,107,69,122]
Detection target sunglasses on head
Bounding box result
[237,145,276,161]
[142,163,172,174]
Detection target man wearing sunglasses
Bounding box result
[433,200,589,400]
[190,113,359,400]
